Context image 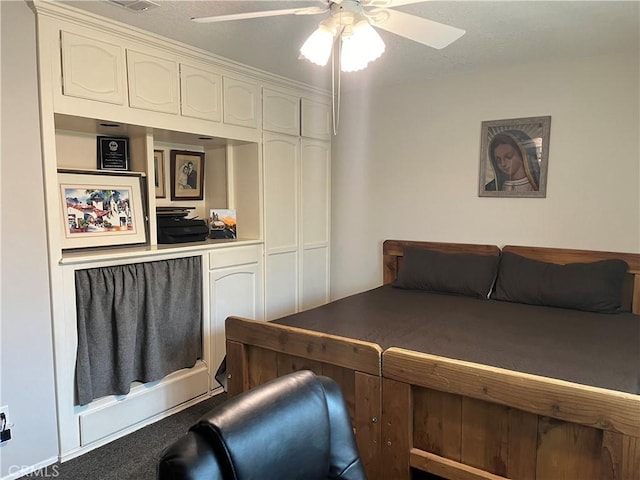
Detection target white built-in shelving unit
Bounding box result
[33,0,331,460]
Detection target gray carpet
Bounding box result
[23,393,227,480]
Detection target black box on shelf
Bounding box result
[156,216,208,244]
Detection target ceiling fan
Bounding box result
[191,0,465,72]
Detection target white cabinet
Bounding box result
[223,76,259,128]
[58,27,264,136]
[301,97,332,140]
[127,49,179,114]
[263,132,330,318]
[263,88,300,136]
[60,31,126,105]
[209,245,264,376]
[300,138,331,310]
[36,2,332,461]
[263,132,300,319]
[180,63,222,123]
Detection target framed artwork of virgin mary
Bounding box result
[478,116,551,198]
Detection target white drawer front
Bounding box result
[209,244,262,269]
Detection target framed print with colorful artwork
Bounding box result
[58,170,147,249]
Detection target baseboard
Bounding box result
[60,390,219,462]
[1,456,59,480]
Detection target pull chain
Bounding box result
[332,27,344,135]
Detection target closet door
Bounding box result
[300,138,330,310]
[263,132,300,320]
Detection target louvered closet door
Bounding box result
[263,132,300,320]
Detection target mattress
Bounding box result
[274,285,640,394]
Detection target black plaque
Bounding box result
[97,136,130,170]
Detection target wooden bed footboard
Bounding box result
[382,347,640,480]
[225,316,384,480]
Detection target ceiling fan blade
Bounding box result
[363,0,431,7]
[369,8,464,49]
[191,6,327,24]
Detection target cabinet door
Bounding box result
[265,251,298,320]
[263,133,299,319]
[223,76,259,128]
[301,139,330,246]
[263,88,300,136]
[180,63,222,122]
[61,31,125,105]
[300,139,330,310]
[301,98,332,140]
[127,49,179,114]
[264,133,299,251]
[209,252,263,381]
[301,246,329,311]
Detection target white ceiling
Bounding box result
[64,1,639,92]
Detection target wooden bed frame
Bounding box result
[225,240,640,480]
[224,317,385,477]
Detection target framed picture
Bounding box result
[170,150,205,201]
[478,116,551,198]
[97,136,130,171]
[58,170,147,249]
[209,209,237,239]
[154,150,166,198]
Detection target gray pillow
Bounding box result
[393,247,499,299]
[493,251,628,313]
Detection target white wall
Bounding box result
[332,53,640,298]
[0,1,59,478]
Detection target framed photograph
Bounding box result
[97,136,130,171]
[478,116,551,198]
[154,150,166,198]
[170,150,205,201]
[58,170,147,249]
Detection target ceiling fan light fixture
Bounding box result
[300,23,336,67]
[191,0,465,134]
[340,20,385,72]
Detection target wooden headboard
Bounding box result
[382,240,640,314]
[382,240,500,284]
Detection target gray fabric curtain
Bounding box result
[75,256,202,405]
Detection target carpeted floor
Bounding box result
[21,393,228,480]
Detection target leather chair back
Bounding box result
[158,370,366,480]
